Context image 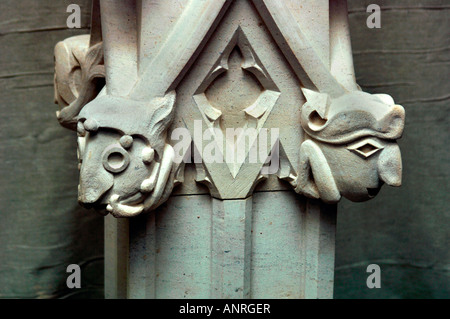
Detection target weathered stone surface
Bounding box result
[52,0,406,299]
[124,193,336,298]
[55,0,404,217]
[1,0,446,301]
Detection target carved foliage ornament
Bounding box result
[54,0,405,217]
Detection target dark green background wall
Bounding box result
[0,0,103,298]
[0,0,448,298]
[337,0,449,299]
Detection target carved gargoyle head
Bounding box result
[76,91,176,217]
[295,88,405,203]
[300,88,405,144]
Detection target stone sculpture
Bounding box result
[53,0,405,299]
[293,88,405,203]
[54,2,405,216]
[77,93,176,217]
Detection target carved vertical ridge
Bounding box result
[128,214,156,298]
[100,0,138,97]
[104,215,129,299]
[329,0,359,91]
[211,197,253,298]
[303,200,336,299]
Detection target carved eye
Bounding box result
[347,138,384,159]
[102,146,130,173]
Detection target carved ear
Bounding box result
[301,88,330,118]
[149,90,176,136]
[300,88,330,132]
[146,91,176,155]
[295,140,341,203]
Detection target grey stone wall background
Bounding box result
[0,0,448,298]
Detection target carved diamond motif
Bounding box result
[193,27,280,177]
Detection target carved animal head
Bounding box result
[76,91,176,217]
[300,88,405,144]
[295,88,405,203]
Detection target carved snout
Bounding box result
[377,143,402,187]
[78,142,114,205]
[78,166,113,204]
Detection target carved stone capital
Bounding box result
[54,0,405,217]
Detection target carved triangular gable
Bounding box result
[172,0,305,199]
[100,0,345,99]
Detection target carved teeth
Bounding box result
[142,147,155,164]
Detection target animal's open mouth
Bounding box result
[367,187,381,197]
